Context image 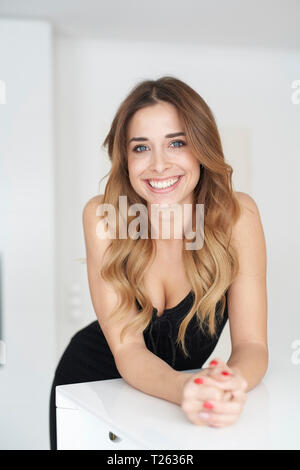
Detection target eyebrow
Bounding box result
[128,131,186,144]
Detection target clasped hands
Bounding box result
[181,357,248,428]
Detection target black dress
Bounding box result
[49,289,228,449]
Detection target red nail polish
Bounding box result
[221,371,231,376]
[194,377,204,384]
[209,360,218,366]
[203,401,214,409]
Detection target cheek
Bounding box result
[127,158,136,176]
[189,160,201,182]
[182,153,200,175]
[128,158,146,179]
[128,162,143,190]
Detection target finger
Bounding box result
[205,368,245,392]
[182,387,233,415]
[192,384,225,402]
[201,412,239,428]
[207,357,227,369]
[230,389,248,404]
[198,398,243,415]
[182,402,214,427]
[194,373,239,393]
[197,397,245,428]
[213,372,247,394]
[193,374,230,389]
[206,362,233,380]
[183,391,243,426]
[206,362,248,392]
[223,390,234,401]
[190,411,212,427]
[193,375,237,398]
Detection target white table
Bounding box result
[55,365,300,450]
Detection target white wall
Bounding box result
[0,19,56,449]
[55,37,300,375]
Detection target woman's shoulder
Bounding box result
[234,191,259,213]
[83,194,105,213]
[82,194,107,237]
[82,194,112,257]
[231,191,264,246]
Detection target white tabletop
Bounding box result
[56,364,300,450]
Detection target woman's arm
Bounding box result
[226,192,269,391]
[227,342,268,392]
[115,344,194,405]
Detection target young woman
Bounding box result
[49,76,268,449]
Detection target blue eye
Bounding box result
[132,140,186,153]
[171,140,186,148]
[133,144,148,152]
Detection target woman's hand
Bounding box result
[181,357,248,428]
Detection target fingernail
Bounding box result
[209,360,218,366]
[221,371,231,376]
[194,377,204,384]
[199,412,210,420]
[203,401,214,409]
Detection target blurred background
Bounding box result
[0,0,299,450]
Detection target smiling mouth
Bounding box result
[144,175,183,192]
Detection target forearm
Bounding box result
[226,342,269,392]
[115,344,194,405]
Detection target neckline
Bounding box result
[136,289,228,319]
[153,289,194,318]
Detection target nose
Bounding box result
[149,148,172,174]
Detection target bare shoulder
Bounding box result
[234,191,260,215]
[231,191,266,275]
[82,194,110,255]
[83,194,105,217]
[232,191,263,236]
[82,194,106,229]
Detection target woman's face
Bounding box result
[126,101,201,208]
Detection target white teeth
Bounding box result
[148,177,179,189]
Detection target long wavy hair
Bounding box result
[98,75,241,358]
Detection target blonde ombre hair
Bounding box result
[98,76,241,358]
